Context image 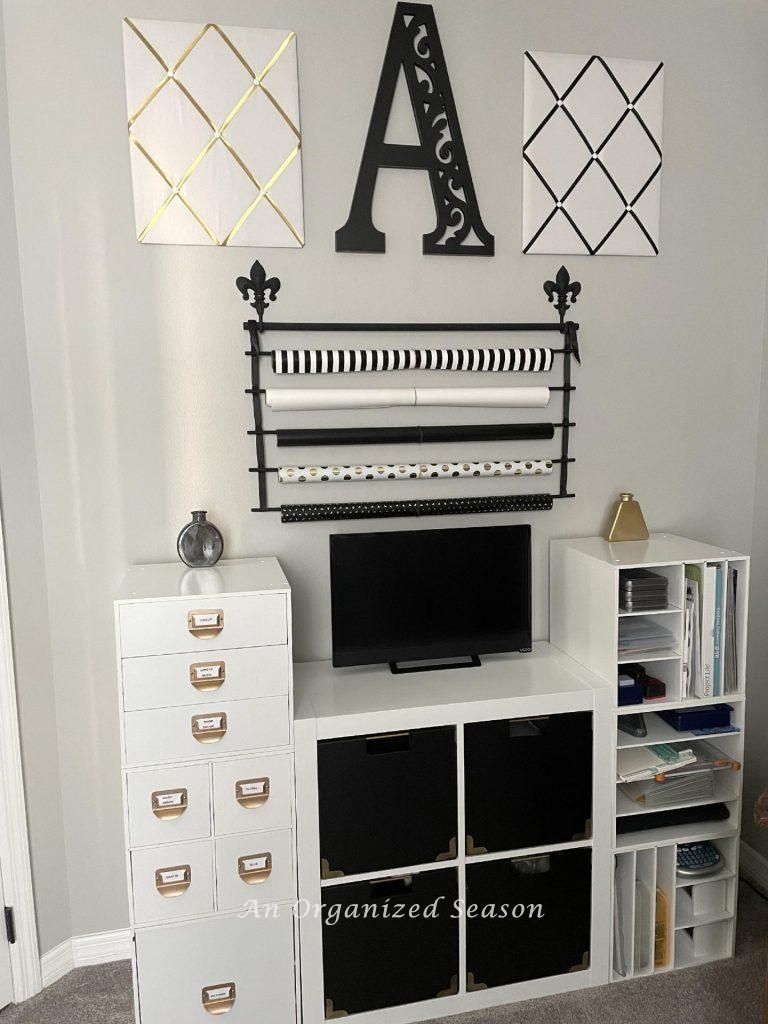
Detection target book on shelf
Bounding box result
[616,743,697,783]
[683,576,701,699]
[723,566,739,694]
[713,564,724,696]
[700,564,717,698]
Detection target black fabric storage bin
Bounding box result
[318,726,457,877]
[322,868,459,1016]
[464,713,592,854]
[465,848,592,988]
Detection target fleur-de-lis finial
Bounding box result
[236,261,281,325]
[543,266,581,324]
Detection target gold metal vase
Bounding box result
[604,493,649,542]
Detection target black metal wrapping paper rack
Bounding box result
[236,262,581,524]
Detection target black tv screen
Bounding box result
[330,525,532,668]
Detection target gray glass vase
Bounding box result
[176,511,224,568]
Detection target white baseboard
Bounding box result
[41,928,132,988]
[740,840,768,896]
[40,939,73,988]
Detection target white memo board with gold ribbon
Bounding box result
[122,17,304,247]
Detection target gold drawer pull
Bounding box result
[192,713,227,744]
[238,852,272,885]
[155,864,191,899]
[235,777,270,809]
[202,983,236,1015]
[190,661,226,692]
[151,788,188,820]
[187,609,224,640]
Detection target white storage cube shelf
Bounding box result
[551,535,748,980]
[115,559,298,1024]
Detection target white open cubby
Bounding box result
[611,834,737,979]
[617,701,744,749]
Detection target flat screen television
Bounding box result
[330,525,532,670]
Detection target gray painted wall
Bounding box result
[1,0,768,943]
[0,6,71,954]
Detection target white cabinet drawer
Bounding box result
[213,753,293,836]
[123,697,290,767]
[135,910,296,1024]
[131,840,214,925]
[126,764,211,848]
[215,829,294,911]
[118,593,287,657]
[122,645,289,712]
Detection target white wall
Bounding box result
[743,299,768,859]
[2,0,768,941]
[0,5,70,954]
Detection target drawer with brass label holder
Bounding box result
[238,852,272,885]
[192,713,228,744]
[123,697,289,766]
[201,982,236,1016]
[155,864,192,899]
[152,788,188,820]
[118,593,287,657]
[187,609,224,640]
[126,764,211,848]
[131,840,214,925]
[190,661,226,692]
[215,829,294,910]
[121,645,289,712]
[212,753,293,836]
[134,909,296,1024]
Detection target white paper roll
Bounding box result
[265,388,416,411]
[415,387,550,408]
[265,386,551,411]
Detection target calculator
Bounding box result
[676,841,722,877]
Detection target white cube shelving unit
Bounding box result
[551,534,749,979]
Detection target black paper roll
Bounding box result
[274,423,556,447]
[280,494,554,522]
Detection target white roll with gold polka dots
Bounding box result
[277,459,554,484]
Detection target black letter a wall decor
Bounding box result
[335,2,494,256]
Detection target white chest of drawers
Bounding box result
[115,558,297,1024]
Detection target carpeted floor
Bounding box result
[2,882,766,1024]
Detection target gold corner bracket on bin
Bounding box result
[155,864,192,899]
[321,858,345,880]
[151,787,188,820]
[466,972,488,992]
[202,982,236,1015]
[187,608,224,640]
[235,777,270,809]
[437,974,459,997]
[238,852,272,885]
[465,835,488,856]
[325,998,348,1019]
[192,712,228,744]
[569,951,590,973]
[190,660,226,692]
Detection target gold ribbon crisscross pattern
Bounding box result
[124,18,303,246]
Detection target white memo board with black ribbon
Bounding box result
[523,50,664,256]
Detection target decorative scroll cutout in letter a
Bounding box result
[335,2,494,256]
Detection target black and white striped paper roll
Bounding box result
[277,459,553,483]
[271,348,554,374]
